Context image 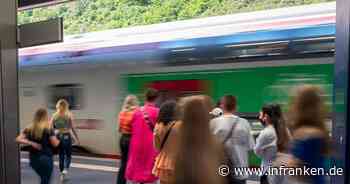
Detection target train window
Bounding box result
[47,84,84,110]
[291,36,335,54]
[226,41,289,58]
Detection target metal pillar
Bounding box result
[0,0,20,183]
[334,0,350,183]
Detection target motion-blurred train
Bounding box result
[19,2,335,166]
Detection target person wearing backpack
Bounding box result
[152,100,180,184]
[126,88,160,184]
[210,95,255,184]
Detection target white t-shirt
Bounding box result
[254,125,277,175]
[210,114,255,180]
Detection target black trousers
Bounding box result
[117,134,131,184]
[30,155,53,184]
[229,178,246,184]
[261,175,269,184]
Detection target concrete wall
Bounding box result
[0,0,20,184]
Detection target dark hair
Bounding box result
[222,95,237,112]
[145,88,159,102]
[262,104,290,152]
[157,100,177,125]
[216,99,222,108]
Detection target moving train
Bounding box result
[19,2,335,166]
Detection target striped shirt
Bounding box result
[118,110,135,134]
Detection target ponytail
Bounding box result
[262,104,290,152]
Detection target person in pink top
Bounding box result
[126,88,160,184]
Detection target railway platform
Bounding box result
[21,152,259,184]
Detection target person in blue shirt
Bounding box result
[287,85,331,184]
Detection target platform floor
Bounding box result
[21,153,258,184]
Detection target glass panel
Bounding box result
[47,83,84,110]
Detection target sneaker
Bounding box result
[62,170,69,180]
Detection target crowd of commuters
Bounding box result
[117,85,330,184]
[16,84,331,184]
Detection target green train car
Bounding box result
[123,62,333,167]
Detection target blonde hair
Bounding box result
[54,99,72,118]
[27,108,50,140]
[173,95,225,184]
[121,95,139,112]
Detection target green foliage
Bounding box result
[18,0,334,35]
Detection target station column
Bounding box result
[334,0,350,184]
[0,0,20,183]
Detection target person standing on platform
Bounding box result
[117,95,139,184]
[210,95,255,184]
[152,100,180,184]
[172,95,226,184]
[16,108,60,184]
[255,104,290,184]
[126,88,160,184]
[287,85,330,184]
[52,99,80,181]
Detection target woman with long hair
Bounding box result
[16,108,60,184]
[51,99,79,180]
[152,100,180,184]
[117,95,139,184]
[287,85,330,184]
[172,95,226,184]
[255,103,290,184]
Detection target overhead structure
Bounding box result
[18,0,74,11]
[18,18,63,48]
